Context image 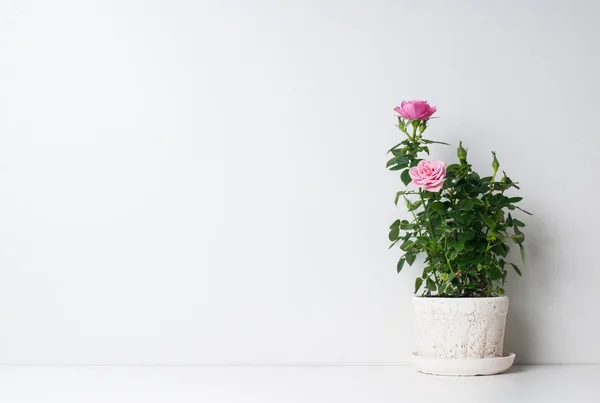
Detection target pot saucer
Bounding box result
[411,352,516,376]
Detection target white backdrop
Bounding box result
[0,0,599,365]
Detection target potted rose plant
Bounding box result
[387,100,530,376]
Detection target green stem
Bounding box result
[485,236,520,255]
[483,170,498,219]
[404,196,422,237]
[443,232,454,273]
[419,189,436,240]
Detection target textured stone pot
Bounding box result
[412,296,513,375]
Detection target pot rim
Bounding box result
[412,295,508,300]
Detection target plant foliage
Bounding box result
[388,115,530,297]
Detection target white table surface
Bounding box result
[0,365,597,402]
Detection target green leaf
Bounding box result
[389,163,409,171]
[390,150,408,158]
[439,282,449,293]
[498,288,505,295]
[400,240,414,251]
[510,263,522,276]
[459,213,473,227]
[513,219,526,227]
[502,177,520,189]
[468,172,481,182]
[484,217,496,229]
[388,227,399,241]
[445,164,461,173]
[387,142,403,154]
[489,266,502,280]
[454,242,465,252]
[493,183,511,191]
[488,194,509,207]
[394,192,403,206]
[430,202,447,214]
[414,277,423,294]
[405,253,416,266]
[410,159,422,168]
[401,169,412,186]
[426,278,437,291]
[519,243,526,263]
[508,197,523,203]
[459,200,474,211]
[397,258,406,273]
[487,230,501,240]
[448,211,462,223]
[492,243,509,257]
[456,254,472,267]
[516,206,533,216]
[459,230,475,242]
[389,155,410,169]
[514,226,525,242]
[429,214,442,230]
[421,139,450,146]
[506,213,513,227]
[400,220,414,230]
[389,219,401,229]
[476,242,487,253]
[407,200,422,211]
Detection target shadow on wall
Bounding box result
[503,212,550,364]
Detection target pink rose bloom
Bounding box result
[409,160,446,192]
[394,100,437,121]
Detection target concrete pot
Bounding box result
[411,296,514,376]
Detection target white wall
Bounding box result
[0,0,598,365]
